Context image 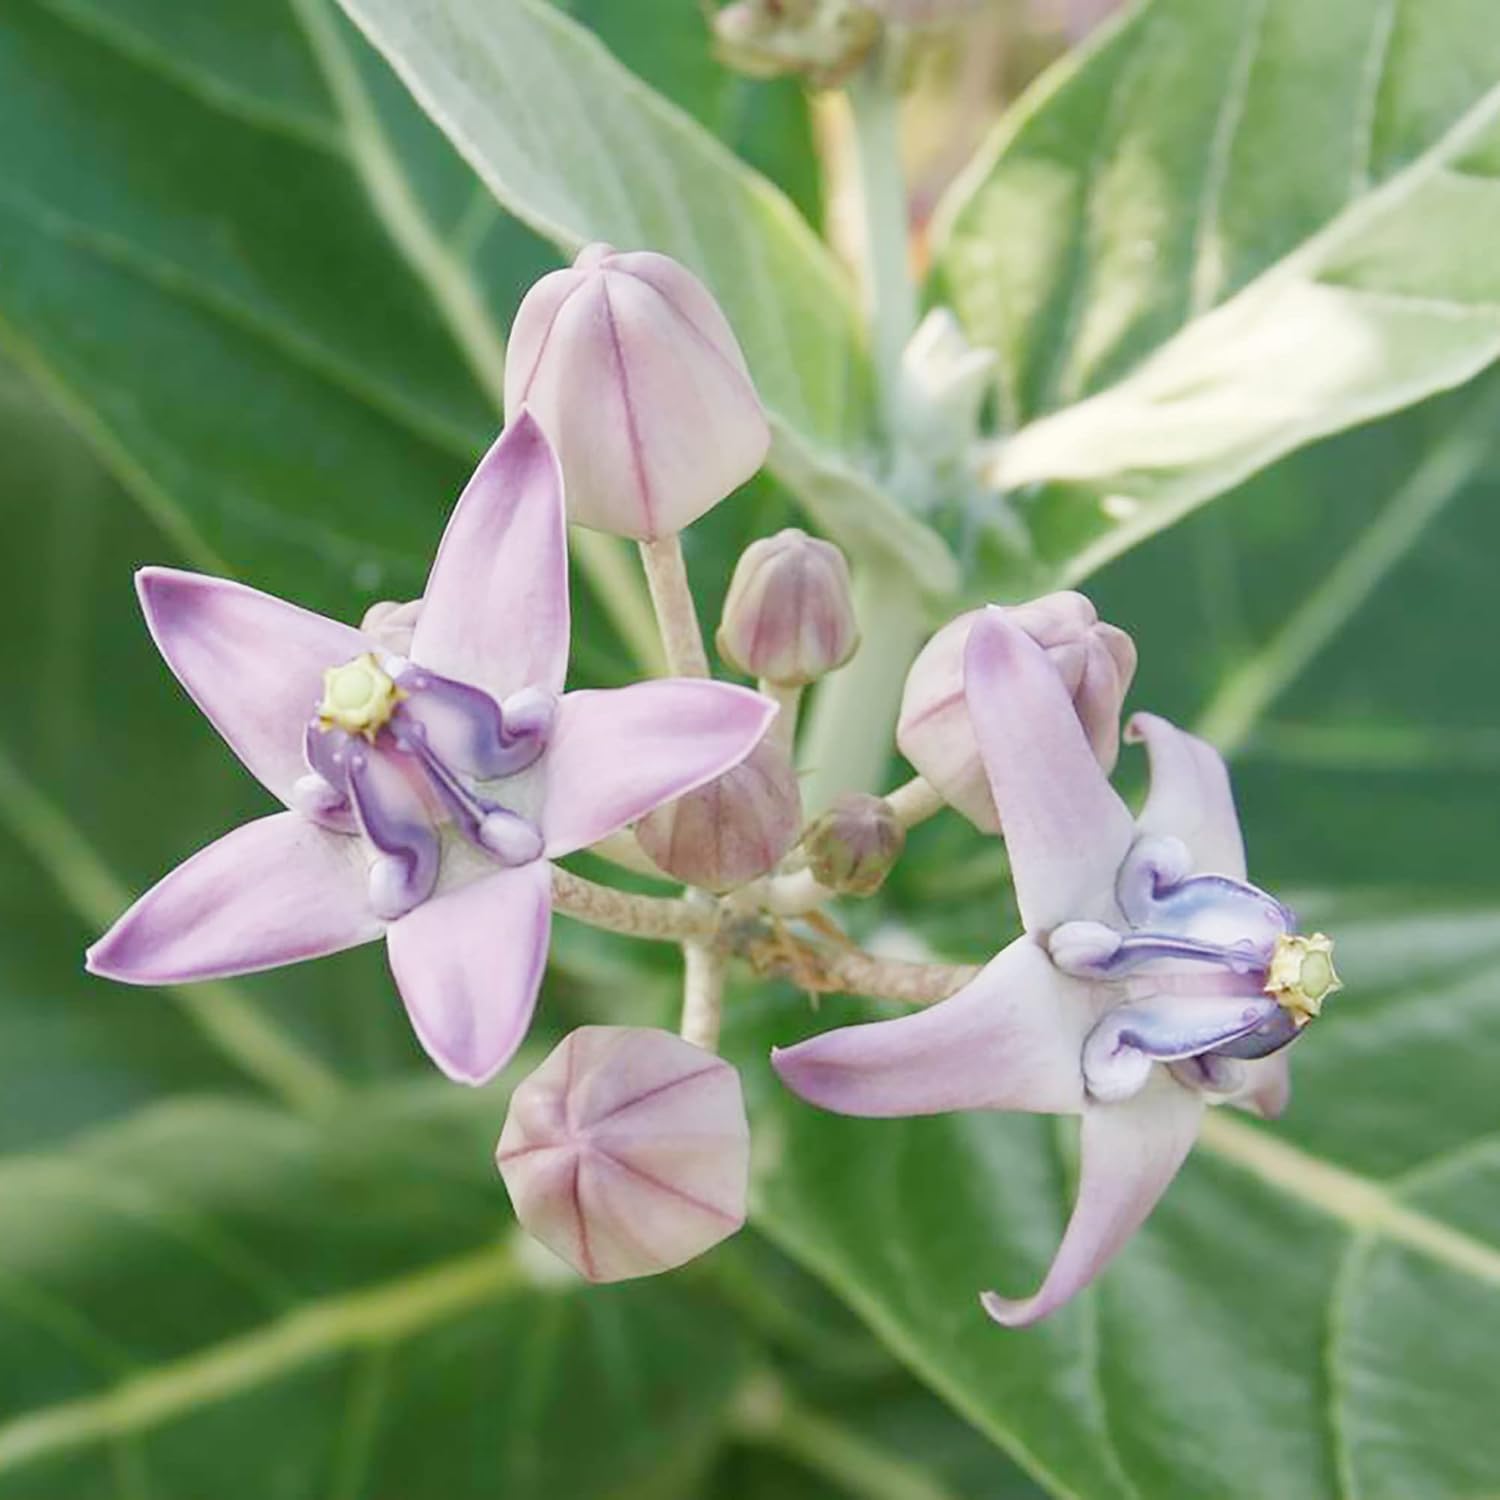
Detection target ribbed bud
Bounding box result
[713,0,880,86]
[635,740,801,891]
[896,310,997,475]
[804,793,905,896]
[897,594,1137,832]
[504,244,769,539]
[497,1027,749,1284]
[716,528,859,687]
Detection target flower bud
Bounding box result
[635,739,801,891]
[897,593,1137,832]
[804,793,905,896]
[713,0,880,86]
[497,1027,749,1284]
[504,244,769,539]
[716,528,859,687]
[896,310,997,472]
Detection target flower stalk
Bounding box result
[640,535,712,678]
[681,938,729,1050]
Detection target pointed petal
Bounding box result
[1127,713,1246,879]
[86,813,378,984]
[386,860,552,1085]
[137,568,368,806]
[964,609,1135,929]
[411,413,570,701]
[982,1070,1202,1327]
[772,938,1092,1117]
[540,682,776,858]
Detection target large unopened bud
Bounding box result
[804,793,905,896]
[716,528,859,687]
[504,244,769,539]
[497,1027,749,1283]
[897,593,1137,832]
[636,740,800,891]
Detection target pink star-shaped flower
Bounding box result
[89,415,774,1084]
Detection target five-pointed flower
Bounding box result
[772,606,1340,1326]
[87,414,776,1085]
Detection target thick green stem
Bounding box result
[798,562,927,812]
[796,48,930,811]
[847,47,919,440]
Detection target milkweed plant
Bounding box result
[30,0,1500,1489]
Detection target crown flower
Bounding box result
[775,608,1341,1325]
[87,415,774,1086]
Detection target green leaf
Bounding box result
[1095,374,1500,898]
[935,0,1500,583]
[0,1088,749,1498]
[733,899,1500,1500]
[329,0,959,592]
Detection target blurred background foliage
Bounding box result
[1,0,1498,1496]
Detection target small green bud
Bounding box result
[804,793,906,897]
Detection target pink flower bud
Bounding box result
[635,739,801,891]
[496,1027,749,1283]
[897,593,1137,833]
[504,245,770,539]
[803,793,905,896]
[716,528,860,686]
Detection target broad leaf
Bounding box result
[734,902,1500,1500]
[330,0,959,591]
[0,0,884,625]
[935,0,1500,583]
[0,1088,748,1498]
[1096,375,1500,898]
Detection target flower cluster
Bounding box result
[87,243,1339,1317]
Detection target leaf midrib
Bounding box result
[0,1239,521,1476]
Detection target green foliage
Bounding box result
[936,0,1500,586]
[733,896,1500,1500]
[3,0,1500,1496]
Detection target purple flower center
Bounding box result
[292,654,552,919]
[1049,835,1336,1103]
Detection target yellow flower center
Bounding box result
[1264,932,1342,1026]
[317,653,403,740]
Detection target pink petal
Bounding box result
[86,813,378,983]
[1126,713,1247,879]
[964,609,1135,930]
[386,859,552,1085]
[772,937,1092,1117]
[982,1070,1203,1327]
[539,682,776,858]
[410,412,570,701]
[137,569,368,806]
